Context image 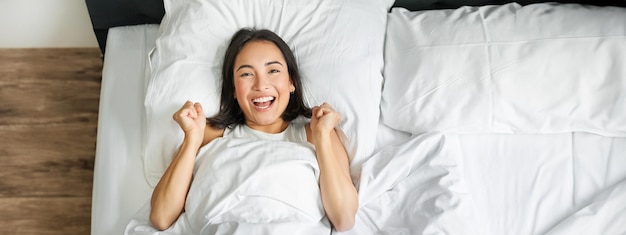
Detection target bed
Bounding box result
[90,0,626,234]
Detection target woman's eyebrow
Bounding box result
[236,64,253,71]
[236,61,282,71]
[266,61,283,67]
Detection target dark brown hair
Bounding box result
[207,28,311,129]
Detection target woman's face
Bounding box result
[233,40,295,132]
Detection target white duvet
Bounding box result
[126,132,626,235]
[340,132,626,235]
[125,137,331,235]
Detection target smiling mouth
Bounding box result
[252,96,275,109]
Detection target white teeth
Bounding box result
[252,96,275,102]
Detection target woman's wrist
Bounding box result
[182,132,203,149]
[312,130,333,148]
[313,127,333,140]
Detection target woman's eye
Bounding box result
[269,69,280,74]
[240,72,252,77]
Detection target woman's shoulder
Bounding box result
[202,123,225,146]
[289,121,315,150]
[302,122,312,144]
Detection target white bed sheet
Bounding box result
[91,24,159,235]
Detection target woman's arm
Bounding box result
[150,101,221,230]
[149,135,201,230]
[308,102,358,232]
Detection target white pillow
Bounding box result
[382,3,626,136]
[143,0,392,187]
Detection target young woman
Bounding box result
[149,28,358,232]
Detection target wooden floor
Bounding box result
[0,48,102,234]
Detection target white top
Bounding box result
[223,122,309,144]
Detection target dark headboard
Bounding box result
[85,0,164,53]
[86,0,626,54]
[392,0,626,11]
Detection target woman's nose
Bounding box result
[253,73,270,90]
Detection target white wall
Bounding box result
[0,0,99,48]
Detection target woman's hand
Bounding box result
[310,102,341,137]
[173,101,206,145]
